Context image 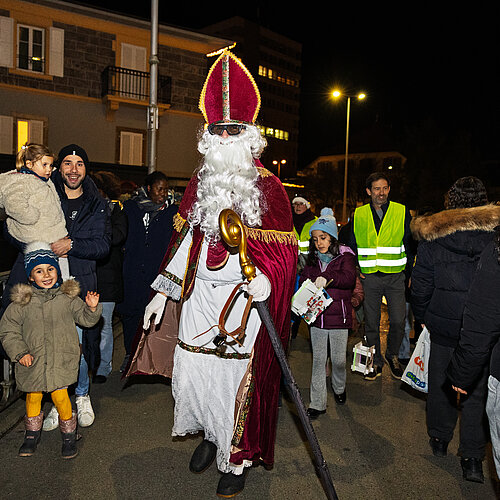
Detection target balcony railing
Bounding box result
[102,66,171,105]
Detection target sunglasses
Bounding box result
[208,123,246,136]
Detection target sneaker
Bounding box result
[384,354,403,379]
[42,405,59,431]
[75,395,95,427]
[364,366,382,381]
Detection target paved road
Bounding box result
[0,315,498,499]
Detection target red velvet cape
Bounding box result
[159,161,297,467]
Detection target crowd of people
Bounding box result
[0,49,499,496]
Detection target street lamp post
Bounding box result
[272,159,287,178]
[332,90,366,223]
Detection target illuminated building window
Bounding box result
[16,118,44,151]
[17,24,45,72]
[258,65,299,88]
[257,125,289,141]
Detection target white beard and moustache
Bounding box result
[189,125,267,244]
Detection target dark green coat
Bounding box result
[0,280,102,393]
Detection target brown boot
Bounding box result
[59,411,78,459]
[19,412,44,457]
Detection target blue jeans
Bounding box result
[76,326,89,397]
[398,302,413,359]
[96,302,115,377]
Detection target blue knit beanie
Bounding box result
[24,242,61,280]
[309,208,338,239]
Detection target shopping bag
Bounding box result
[291,278,333,325]
[402,327,430,393]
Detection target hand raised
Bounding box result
[85,291,100,310]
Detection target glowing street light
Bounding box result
[332,89,366,223]
[272,159,287,178]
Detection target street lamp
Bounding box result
[272,159,287,178]
[332,90,366,223]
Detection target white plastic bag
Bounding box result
[402,327,431,393]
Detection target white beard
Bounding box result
[189,125,267,244]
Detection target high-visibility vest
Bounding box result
[354,202,407,273]
[293,217,317,255]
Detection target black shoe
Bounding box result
[306,408,326,420]
[364,366,382,381]
[334,391,346,405]
[461,457,484,483]
[216,468,248,498]
[429,437,448,457]
[384,354,403,379]
[93,375,107,384]
[189,439,217,474]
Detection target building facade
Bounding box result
[0,0,233,188]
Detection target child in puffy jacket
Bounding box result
[0,143,67,246]
[0,243,101,459]
[299,208,356,419]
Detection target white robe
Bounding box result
[152,229,262,473]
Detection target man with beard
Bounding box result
[348,172,412,381]
[141,51,297,497]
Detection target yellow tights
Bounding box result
[26,389,72,420]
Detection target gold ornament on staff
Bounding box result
[219,209,256,282]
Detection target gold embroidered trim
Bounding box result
[246,226,297,245]
[177,340,252,360]
[173,212,186,232]
[257,166,273,178]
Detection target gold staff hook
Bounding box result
[219,209,256,282]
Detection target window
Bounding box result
[257,125,289,141]
[258,65,299,88]
[17,24,45,73]
[0,17,64,76]
[118,129,145,166]
[16,118,44,151]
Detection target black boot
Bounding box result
[18,412,43,457]
[429,437,448,457]
[216,468,249,498]
[461,457,484,483]
[59,412,78,459]
[189,439,217,473]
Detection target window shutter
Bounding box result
[0,16,14,68]
[48,27,64,77]
[120,131,143,165]
[0,115,13,154]
[29,119,44,144]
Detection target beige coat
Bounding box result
[0,280,102,393]
[0,170,67,244]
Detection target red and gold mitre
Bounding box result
[199,50,261,125]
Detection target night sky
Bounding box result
[63,2,499,167]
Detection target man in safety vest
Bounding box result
[349,172,413,381]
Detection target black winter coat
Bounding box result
[410,204,500,348]
[117,197,178,316]
[96,200,128,303]
[447,238,500,387]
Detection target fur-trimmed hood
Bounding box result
[411,204,500,242]
[10,279,81,306]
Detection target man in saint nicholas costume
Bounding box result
[141,51,297,497]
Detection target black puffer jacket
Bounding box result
[411,204,500,348]
[447,237,500,387]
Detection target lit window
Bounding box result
[16,118,44,151]
[17,24,44,72]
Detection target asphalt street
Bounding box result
[0,312,498,499]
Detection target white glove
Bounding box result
[143,293,167,330]
[315,276,327,289]
[247,274,272,302]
